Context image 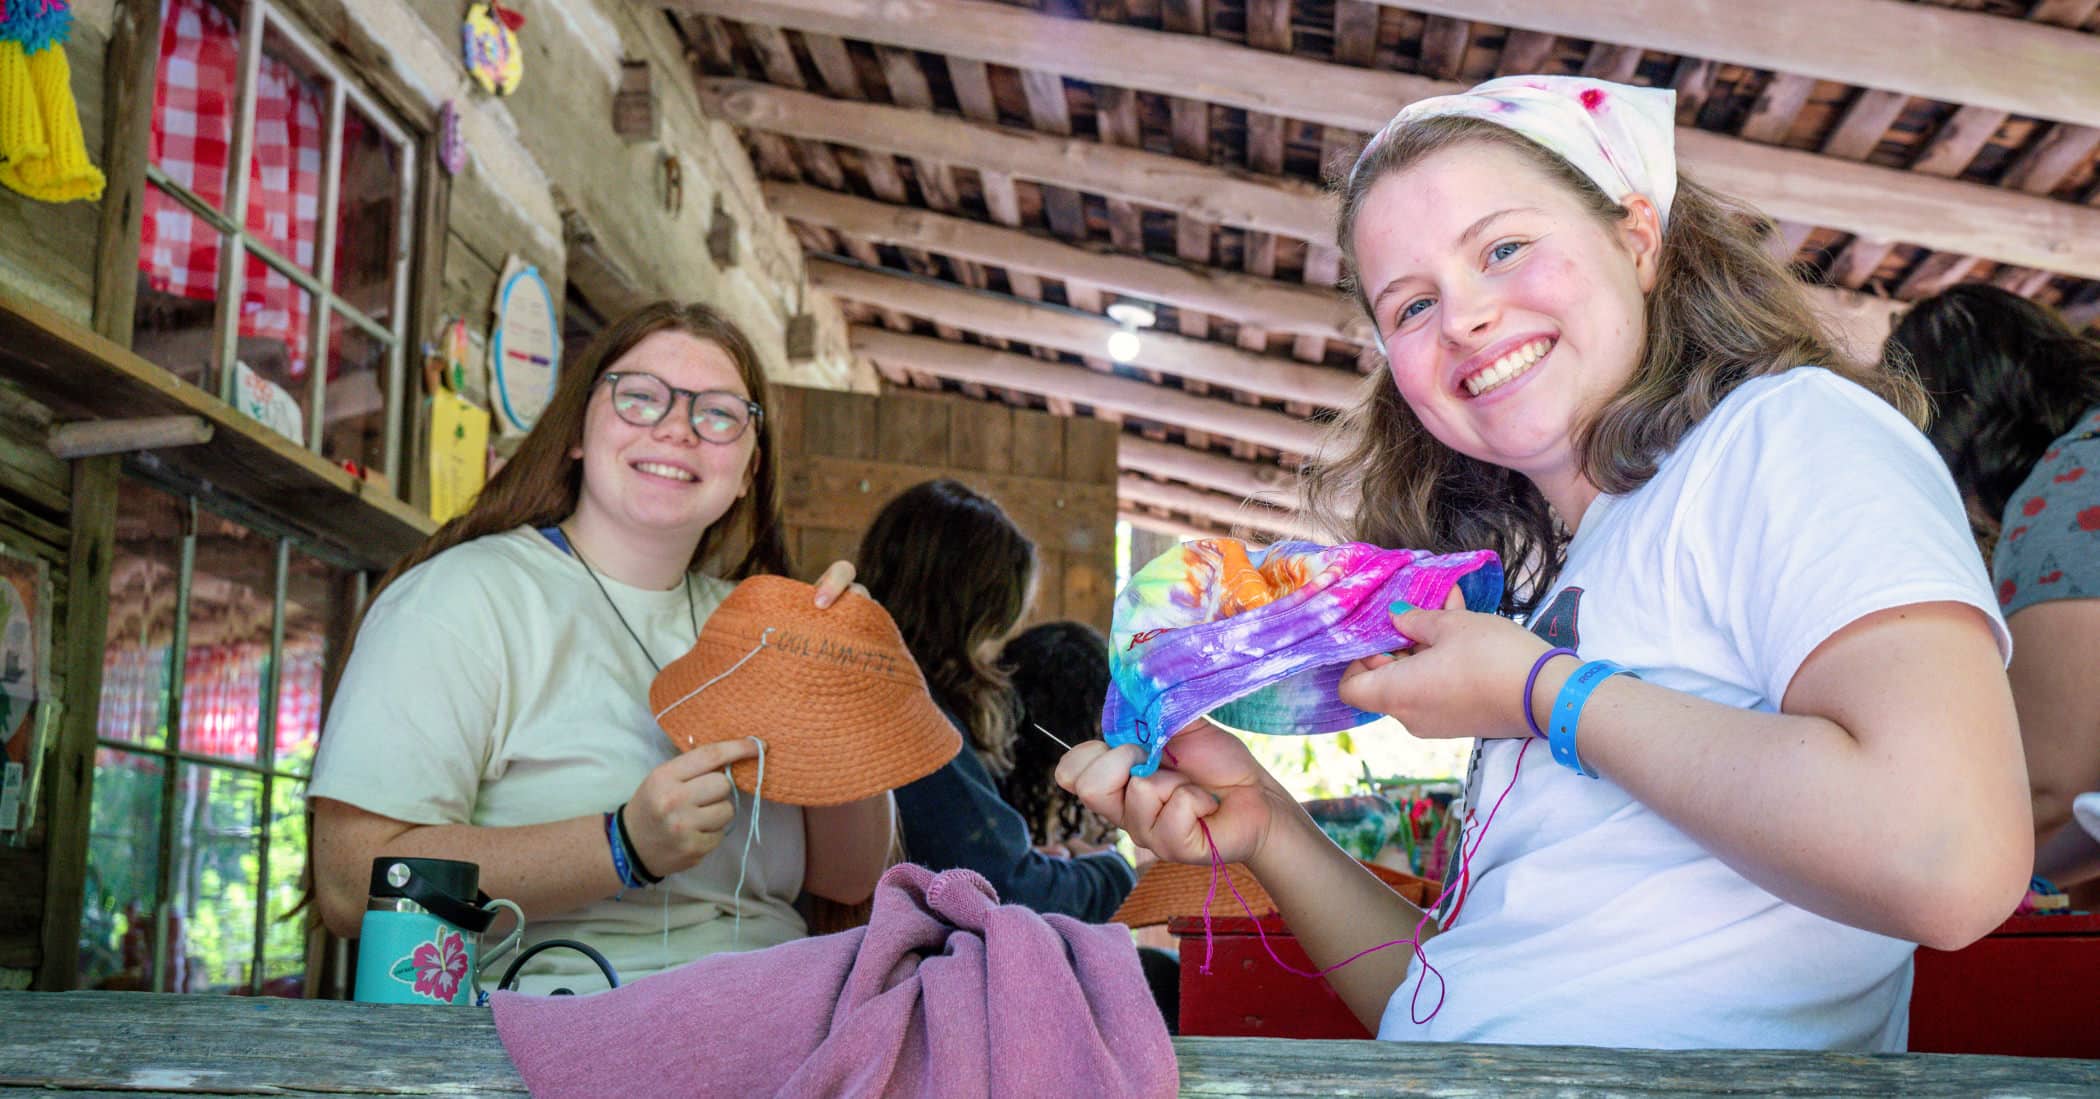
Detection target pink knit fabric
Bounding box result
[491,864,1177,1098]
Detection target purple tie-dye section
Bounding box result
[1104,540,1503,776]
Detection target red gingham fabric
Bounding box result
[140,0,323,377]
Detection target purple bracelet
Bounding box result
[1523,647,1578,739]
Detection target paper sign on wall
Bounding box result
[429,388,492,523]
[489,258,559,438]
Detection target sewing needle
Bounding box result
[1030,722,1075,752]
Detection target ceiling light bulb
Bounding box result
[1107,328,1142,363]
[1106,299,1158,329]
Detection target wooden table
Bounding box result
[2,991,2097,1096]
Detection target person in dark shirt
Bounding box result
[857,480,1135,921]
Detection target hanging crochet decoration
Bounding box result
[1106,539,1503,776]
[461,1,523,97]
[0,0,105,203]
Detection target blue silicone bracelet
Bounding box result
[1546,659,1637,778]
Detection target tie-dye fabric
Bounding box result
[1353,75,1679,227]
[1106,540,1503,776]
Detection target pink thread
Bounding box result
[1190,738,1534,1026]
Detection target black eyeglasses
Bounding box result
[598,371,764,445]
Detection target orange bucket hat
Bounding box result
[1112,858,1439,929]
[649,575,960,806]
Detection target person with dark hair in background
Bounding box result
[999,620,1120,854]
[1885,284,2100,896]
[999,618,1177,1030]
[857,480,1136,921]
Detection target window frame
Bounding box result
[85,473,367,996]
[141,0,418,488]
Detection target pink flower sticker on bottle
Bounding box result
[390,928,470,1003]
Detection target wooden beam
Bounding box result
[691,5,2100,281]
[707,80,1333,243]
[92,0,161,346]
[848,326,1329,455]
[733,94,1930,356]
[37,457,118,990]
[1121,507,1229,541]
[765,183,1366,342]
[1119,473,1314,540]
[1118,436,1303,511]
[809,259,1361,408]
[1390,0,2100,130]
[48,416,213,459]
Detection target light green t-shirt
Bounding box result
[310,526,806,993]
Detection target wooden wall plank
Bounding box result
[875,392,951,462]
[802,388,878,460]
[787,456,1115,557]
[1010,409,1066,480]
[1063,416,1121,484]
[1061,553,1116,632]
[947,400,1014,473]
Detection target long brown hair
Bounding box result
[1307,117,1925,615]
[857,479,1037,773]
[1884,283,2100,549]
[369,300,792,604]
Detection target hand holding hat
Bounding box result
[650,575,960,807]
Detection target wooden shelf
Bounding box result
[0,290,434,569]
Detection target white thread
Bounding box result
[731,736,766,948]
[653,628,776,722]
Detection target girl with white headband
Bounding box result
[1061,76,2030,1050]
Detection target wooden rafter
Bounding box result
[1120,473,1312,540]
[1393,0,2100,130]
[846,326,1331,456]
[688,5,2100,283]
[1120,436,1299,510]
[810,259,1362,409]
[765,183,1369,344]
[718,80,1905,356]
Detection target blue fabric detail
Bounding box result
[538,525,572,556]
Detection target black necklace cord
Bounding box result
[561,524,701,673]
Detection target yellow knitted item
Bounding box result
[0,42,47,170]
[0,42,103,203]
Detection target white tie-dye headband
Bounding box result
[1353,75,1679,226]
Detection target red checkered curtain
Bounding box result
[141,0,323,376]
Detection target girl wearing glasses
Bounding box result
[310,302,894,993]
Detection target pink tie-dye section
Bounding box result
[1105,540,1502,776]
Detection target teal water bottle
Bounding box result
[353,857,523,1006]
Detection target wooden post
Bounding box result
[91,0,161,345]
[47,416,213,460]
[36,456,119,990]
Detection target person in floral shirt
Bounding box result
[1886,284,2100,900]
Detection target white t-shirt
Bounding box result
[310,526,806,993]
[1381,369,2009,1050]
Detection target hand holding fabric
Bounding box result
[1057,719,1291,869]
[1338,596,1556,742]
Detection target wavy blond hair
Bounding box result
[1304,117,1924,615]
